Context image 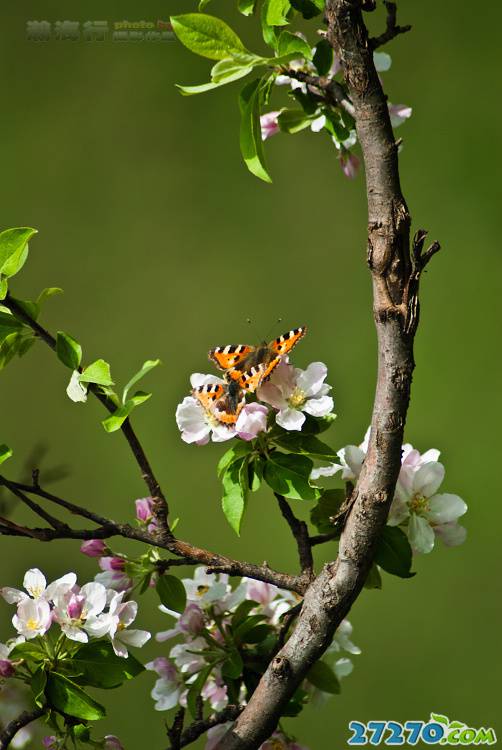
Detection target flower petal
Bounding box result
[23,569,47,599]
[276,407,305,431]
[310,463,342,480]
[303,395,334,417]
[408,514,435,554]
[413,462,445,497]
[434,522,467,547]
[295,362,328,398]
[427,493,467,524]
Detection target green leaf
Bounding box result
[171,13,247,60]
[239,77,272,183]
[101,391,151,433]
[238,0,257,15]
[221,456,248,534]
[289,0,323,18]
[248,455,263,491]
[10,298,39,320]
[72,725,91,743]
[242,624,272,643]
[156,575,187,614]
[300,412,337,434]
[264,452,320,501]
[277,109,315,134]
[46,673,106,720]
[177,79,240,96]
[37,287,63,306]
[0,278,7,300]
[69,641,144,689]
[324,109,351,142]
[80,359,113,386]
[260,0,279,48]
[277,31,312,60]
[122,358,160,403]
[231,599,259,627]
[0,227,37,278]
[364,563,382,590]
[218,440,253,478]
[0,311,23,340]
[56,331,82,370]
[234,614,267,640]
[0,444,12,465]
[292,88,319,115]
[222,649,243,679]
[8,641,46,663]
[211,57,256,84]
[375,526,415,578]
[306,659,340,694]
[274,432,337,460]
[265,0,291,26]
[310,489,345,533]
[313,37,333,75]
[31,668,47,707]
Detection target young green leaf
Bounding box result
[37,287,63,306]
[324,109,351,142]
[265,0,291,26]
[0,444,13,465]
[122,358,160,403]
[0,278,7,300]
[79,359,114,386]
[0,227,37,279]
[56,331,82,370]
[177,79,241,96]
[222,648,244,679]
[375,526,415,578]
[277,30,312,60]
[102,391,151,433]
[69,641,144,689]
[274,433,337,460]
[156,575,187,614]
[171,13,247,60]
[0,311,23,339]
[306,659,340,693]
[313,37,333,75]
[278,109,315,134]
[217,440,253,478]
[31,668,47,707]
[238,0,257,15]
[221,456,248,534]
[46,673,106,720]
[239,77,272,183]
[264,452,320,501]
[300,412,337,434]
[289,0,323,18]
[187,665,213,717]
[310,489,345,533]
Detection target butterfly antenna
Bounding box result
[245,316,261,339]
[263,317,283,342]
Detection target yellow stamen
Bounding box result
[288,387,306,409]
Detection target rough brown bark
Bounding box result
[214,2,437,748]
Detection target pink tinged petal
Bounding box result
[389,103,413,128]
[236,403,269,441]
[80,582,107,616]
[295,362,328,397]
[0,660,15,678]
[0,587,28,604]
[408,514,435,554]
[44,573,77,602]
[118,600,138,627]
[111,637,129,658]
[61,624,88,643]
[276,407,306,431]
[340,151,360,179]
[99,557,125,572]
[23,569,46,598]
[146,657,177,679]
[401,445,420,467]
[421,448,440,463]
[427,493,467,524]
[413,462,445,497]
[245,579,278,606]
[260,111,281,140]
[263,359,296,395]
[303,395,334,417]
[117,628,151,648]
[211,423,236,442]
[396,465,414,499]
[80,539,107,557]
[135,497,155,522]
[66,594,85,619]
[434,522,467,547]
[310,463,342,480]
[257,381,289,410]
[104,736,124,750]
[156,627,180,642]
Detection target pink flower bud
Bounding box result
[236,403,269,441]
[260,111,281,141]
[135,497,155,522]
[66,594,85,620]
[80,539,107,558]
[339,150,360,179]
[0,659,14,678]
[103,736,124,750]
[42,737,58,749]
[98,556,125,572]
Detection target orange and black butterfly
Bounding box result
[192,379,246,425]
[208,326,307,393]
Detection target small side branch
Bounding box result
[274,494,313,578]
[369,1,411,50]
[0,707,46,750]
[171,705,243,750]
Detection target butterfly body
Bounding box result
[209,326,306,393]
[192,379,245,425]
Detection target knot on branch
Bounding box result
[271,655,291,679]
[369,1,411,50]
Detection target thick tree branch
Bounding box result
[214,2,439,747]
[0,706,46,750]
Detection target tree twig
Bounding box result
[274,494,313,578]
[0,706,46,750]
[369,1,411,50]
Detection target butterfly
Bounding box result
[208,326,306,393]
[192,379,246,425]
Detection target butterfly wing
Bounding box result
[235,363,267,394]
[193,383,245,425]
[261,326,307,382]
[208,344,254,375]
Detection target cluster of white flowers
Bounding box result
[0,568,150,658]
[176,359,335,444]
[147,567,359,749]
[312,429,467,554]
[260,49,412,180]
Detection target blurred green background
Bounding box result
[0,0,500,747]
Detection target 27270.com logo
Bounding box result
[347,714,497,746]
